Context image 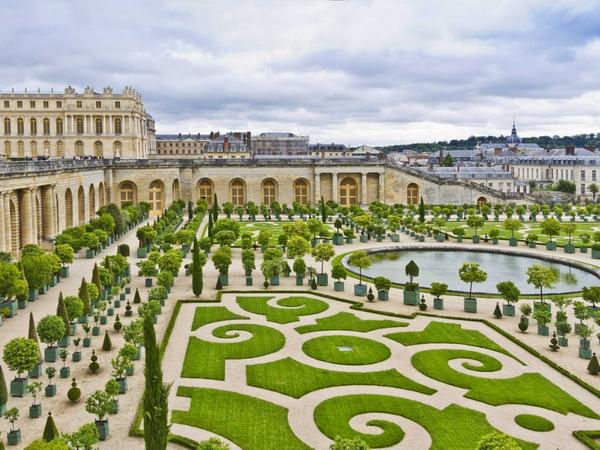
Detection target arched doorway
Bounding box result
[172,179,181,201]
[477,196,487,208]
[230,179,245,207]
[407,183,419,205]
[89,185,96,218]
[119,181,136,207]
[294,179,309,205]
[262,179,277,206]
[75,141,84,157]
[149,180,164,215]
[339,177,358,206]
[197,179,213,205]
[78,186,85,224]
[65,189,73,228]
[94,141,103,158]
[98,182,105,207]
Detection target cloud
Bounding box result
[1,0,599,145]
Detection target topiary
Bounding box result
[42,411,59,442]
[117,244,130,257]
[113,314,122,332]
[588,353,600,375]
[88,350,99,373]
[549,332,559,351]
[493,302,502,319]
[419,295,427,311]
[133,288,141,304]
[216,277,223,290]
[67,378,81,402]
[366,287,374,302]
[125,300,132,317]
[310,278,317,290]
[102,331,112,351]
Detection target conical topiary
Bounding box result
[102,331,112,351]
[588,353,600,375]
[493,302,502,319]
[133,288,141,304]
[28,312,42,363]
[67,378,81,402]
[113,314,122,332]
[310,278,317,290]
[89,350,99,373]
[92,263,102,293]
[56,292,70,338]
[42,412,59,442]
[79,278,91,315]
[0,365,7,410]
[216,277,223,290]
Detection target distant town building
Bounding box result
[252,132,309,156]
[309,143,349,158]
[155,133,210,157]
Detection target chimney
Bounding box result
[565,145,575,156]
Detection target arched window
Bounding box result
[17,118,24,135]
[30,118,37,135]
[43,118,50,135]
[149,180,164,214]
[65,189,73,228]
[477,197,487,208]
[75,140,84,156]
[56,118,63,135]
[17,141,24,158]
[3,118,10,135]
[262,179,277,206]
[89,185,96,218]
[78,186,85,224]
[113,141,122,158]
[95,117,103,134]
[98,182,105,207]
[119,182,135,207]
[30,141,37,157]
[76,117,84,135]
[230,179,245,206]
[339,177,358,206]
[94,141,103,157]
[43,140,50,156]
[114,117,122,135]
[4,141,11,158]
[172,179,180,201]
[294,179,309,205]
[56,141,64,157]
[407,183,419,205]
[197,179,213,204]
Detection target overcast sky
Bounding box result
[1,0,600,145]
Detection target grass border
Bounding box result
[573,430,600,450]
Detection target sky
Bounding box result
[1,0,600,146]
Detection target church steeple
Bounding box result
[507,119,521,146]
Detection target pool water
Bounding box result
[345,249,599,295]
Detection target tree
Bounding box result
[3,338,39,378]
[561,222,577,245]
[84,390,112,421]
[347,250,372,286]
[286,236,311,259]
[143,311,170,450]
[157,271,174,291]
[555,179,576,194]
[496,281,520,305]
[418,197,425,223]
[540,218,561,243]
[430,282,448,299]
[331,264,347,281]
[441,153,454,167]
[373,276,391,292]
[503,219,522,240]
[157,249,183,277]
[63,296,84,324]
[330,435,370,450]
[102,331,112,351]
[192,238,203,297]
[459,262,487,300]
[312,243,335,274]
[56,294,70,338]
[197,437,231,450]
[526,264,557,304]
[241,249,255,274]
[214,230,237,247]
[79,278,92,316]
[588,183,599,201]
[212,246,232,275]
[37,316,66,348]
[466,215,484,237]
[42,412,59,442]
[582,286,600,308]
[22,251,53,290]
[62,423,99,450]
[476,431,522,450]
[54,244,74,267]
[0,262,27,300]
[256,229,272,248]
[405,260,419,284]
[0,364,7,409]
[137,259,158,279]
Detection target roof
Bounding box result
[156,133,210,141]
[351,145,381,155]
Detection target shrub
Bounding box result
[67,378,81,402]
[117,244,130,257]
[102,331,112,351]
[89,350,99,373]
[476,431,522,450]
[42,411,59,442]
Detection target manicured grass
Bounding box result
[191,306,249,331]
[237,295,329,324]
[181,323,285,379]
[411,349,599,418]
[515,414,555,432]
[236,221,289,246]
[296,311,408,334]
[302,335,391,365]
[173,386,310,450]
[313,394,537,449]
[247,357,435,398]
[386,322,514,359]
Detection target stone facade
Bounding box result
[1,86,152,159]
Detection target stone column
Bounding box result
[332,172,338,203]
[378,172,385,201]
[20,188,34,246]
[361,172,368,206]
[43,185,56,240]
[0,193,5,252]
[4,194,12,252]
[314,172,321,205]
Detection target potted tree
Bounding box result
[496,281,520,316]
[59,349,70,378]
[562,222,577,254]
[27,381,43,418]
[526,264,557,313]
[403,260,420,305]
[526,233,538,248]
[242,249,255,286]
[312,243,335,286]
[137,259,157,288]
[44,366,57,397]
[331,264,347,292]
[343,228,355,244]
[430,282,448,310]
[459,262,487,313]
[347,250,372,297]
[453,227,465,243]
[579,325,593,359]
[3,338,38,397]
[85,390,112,440]
[82,324,92,347]
[556,320,572,347]
[533,308,551,336]
[488,227,500,245]
[111,355,129,394]
[541,218,561,250]
[4,407,20,445]
[64,296,84,336]
[374,276,391,301]
[518,303,532,332]
[55,243,74,278]
[120,344,138,376]
[466,215,484,243]
[37,315,66,363]
[582,285,600,309]
[580,233,590,253]
[212,246,232,286]
[72,338,82,362]
[503,218,521,246]
[572,301,591,336]
[293,258,307,286]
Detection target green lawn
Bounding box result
[386,322,514,359]
[302,335,391,365]
[247,357,435,398]
[181,323,285,379]
[236,221,290,246]
[191,306,249,331]
[411,349,599,418]
[296,311,407,334]
[313,394,537,449]
[172,387,311,450]
[514,414,555,432]
[237,296,329,324]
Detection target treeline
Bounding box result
[378,133,600,154]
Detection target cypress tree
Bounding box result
[133,288,141,304]
[0,365,7,410]
[207,213,213,238]
[79,278,92,315]
[92,263,102,293]
[212,194,219,222]
[56,292,70,338]
[187,201,193,220]
[192,237,203,297]
[102,330,112,351]
[588,353,600,375]
[419,197,425,223]
[320,196,327,223]
[215,276,222,290]
[143,311,170,450]
[42,412,59,442]
[28,312,42,364]
[493,302,502,319]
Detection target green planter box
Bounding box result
[245,276,253,286]
[376,236,383,242]
[10,378,27,397]
[528,242,537,248]
[472,236,480,244]
[295,276,304,286]
[345,238,353,244]
[537,325,549,336]
[418,236,425,242]
[28,288,39,301]
[464,297,477,313]
[564,244,575,254]
[317,273,328,286]
[72,351,81,362]
[435,234,444,242]
[44,346,58,363]
[579,347,592,359]
[558,336,568,347]
[126,366,134,376]
[456,237,463,243]
[354,284,367,297]
[509,238,518,247]
[332,235,344,245]
[270,275,280,286]
[546,242,557,251]
[592,248,600,259]
[92,326,100,336]
[60,367,70,378]
[360,235,369,243]
[28,362,42,378]
[391,234,400,242]
[377,290,389,301]
[118,378,128,394]
[580,246,588,253]
[433,298,444,310]
[100,316,108,325]
[403,289,419,305]
[145,278,153,287]
[17,298,28,309]
[96,420,110,441]
[78,314,88,324]
[7,430,21,446]
[502,304,515,317]
[85,249,95,258]
[334,281,345,292]
[218,274,229,286]
[45,384,57,397]
[29,403,42,418]
[1,300,17,318]
[137,247,147,258]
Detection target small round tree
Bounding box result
[36,316,66,350]
[347,250,372,286]
[3,338,39,381]
[459,262,487,300]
